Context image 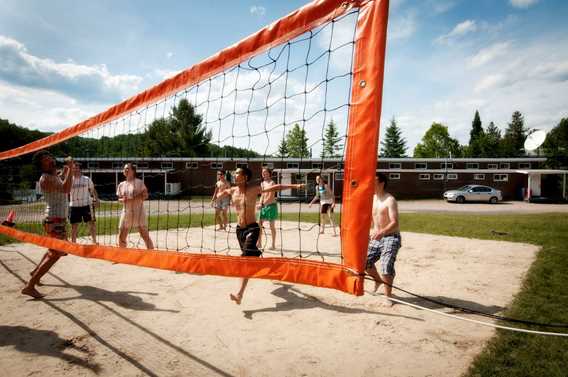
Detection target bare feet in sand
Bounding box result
[21,286,44,299]
[382,297,394,307]
[230,293,242,305]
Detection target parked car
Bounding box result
[443,185,503,204]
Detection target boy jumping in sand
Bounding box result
[217,167,304,305]
[22,151,73,298]
[365,173,401,307]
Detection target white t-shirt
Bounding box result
[70,175,95,207]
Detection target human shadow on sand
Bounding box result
[242,283,423,321]
[42,284,179,313]
[398,295,504,315]
[0,325,101,373]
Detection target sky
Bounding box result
[1,0,567,155]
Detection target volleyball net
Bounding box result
[0,0,389,295]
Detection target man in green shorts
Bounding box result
[257,168,278,250]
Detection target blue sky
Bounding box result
[0,0,567,154]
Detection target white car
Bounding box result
[443,185,503,204]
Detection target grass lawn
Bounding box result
[1,212,566,376]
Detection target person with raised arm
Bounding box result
[217,167,304,305]
[22,151,74,298]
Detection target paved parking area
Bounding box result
[397,200,567,214]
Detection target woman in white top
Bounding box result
[309,175,337,236]
[117,163,154,249]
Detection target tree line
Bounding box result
[380,110,568,167]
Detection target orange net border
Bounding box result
[0,0,389,295]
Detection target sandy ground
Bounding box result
[0,223,539,377]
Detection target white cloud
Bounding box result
[468,42,511,68]
[0,34,142,103]
[383,33,568,152]
[250,5,266,17]
[388,11,417,41]
[0,80,102,132]
[428,0,457,14]
[435,20,477,45]
[509,0,539,9]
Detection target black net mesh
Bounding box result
[0,8,360,265]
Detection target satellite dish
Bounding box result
[524,130,547,151]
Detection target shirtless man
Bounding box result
[217,167,304,305]
[22,151,73,298]
[257,168,278,250]
[365,173,401,307]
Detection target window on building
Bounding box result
[487,163,498,169]
[433,174,445,180]
[335,172,344,180]
[137,162,149,169]
[236,162,248,169]
[87,162,98,169]
[440,162,453,169]
[447,173,458,180]
[419,173,430,180]
[500,163,510,169]
[210,162,223,169]
[474,174,485,180]
[389,173,400,180]
[494,174,508,182]
[161,162,173,169]
[112,161,123,169]
[287,162,299,169]
[415,163,427,169]
[389,162,401,169]
[518,162,531,169]
[186,162,199,169]
[311,162,322,170]
[262,162,274,169]
[466,163,479,169]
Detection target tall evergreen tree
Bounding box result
[286,123,309,158]
[467,110,485,157]
[380,117,407,157]
[501,111,528,157]
[483,121,502,157]
[276,137,289,157]
[321,120,342,158]
[413,122,462,158]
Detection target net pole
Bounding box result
[341,0,390,295]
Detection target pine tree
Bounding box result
[467,110,485,157]
[483,121,502,157]
[380,118,407,157]
[501,111,528,157]
[276,137,289,157]
[286,123,309,158]
[321,120,342,158]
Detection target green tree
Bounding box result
[501,111,528,157]
[144,99,211,157]
[286,123,309,158]
[380,117,407,157]
[321,120,342,158]
[483,121,502,157]
[276,138,289,157]
[543,118,568,168]
[467,110,485,157]
[413,122,462,158]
